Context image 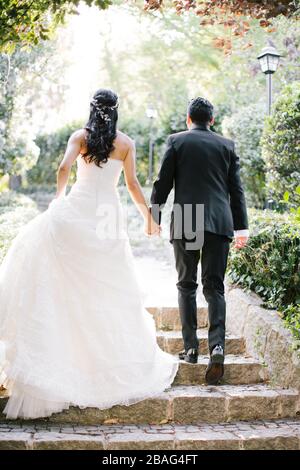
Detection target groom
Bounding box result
[150,97,249,385]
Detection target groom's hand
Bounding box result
[234,235,248,249]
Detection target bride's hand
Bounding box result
[144,214,161,237]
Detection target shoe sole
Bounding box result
[205,363,224,385]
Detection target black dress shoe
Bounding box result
[178,348,198,364]
[178,350,186,360]
[205,345,224,385]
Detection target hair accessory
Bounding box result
[90,99,119,122]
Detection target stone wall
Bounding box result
[226,284,300,390]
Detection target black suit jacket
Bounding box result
[150,125,248,241]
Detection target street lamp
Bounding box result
[146,104,158,184]
[257,44,281,115]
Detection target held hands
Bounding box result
[234,235,249,249]
[144,212,161,237]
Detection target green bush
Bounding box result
[0,191,39,261]
[26,121,82,186]
[228,208,300,343]
[222,102,266,208]
[0,137,40,178]
[261,81,300,209]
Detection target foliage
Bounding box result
[222,102,266,208]
[282,304,300,344]
[26,122,82,186]
[0,42,69,179]
[228,208,300,342]
[261,81,300,209]
[160,0,300,19]
[281,186,300,222]
[101,18,200,183]
[0,0,112,53]
[1,138,40,176]
[0,49,38,178]
[145,0,299,52]
[100,8,220,116]
[0,191,39,261]
[2,0,299,53]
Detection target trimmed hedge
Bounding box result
[228,208,300,344]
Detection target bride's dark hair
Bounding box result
[82,88,119,167]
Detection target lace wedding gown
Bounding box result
[0,156,179,419]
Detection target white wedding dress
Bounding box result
[0,156,179,419]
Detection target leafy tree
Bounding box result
[0,0,112,53]
[261,81,300,209]
[0,49,39,182]
[145,0,299,52]
[1,0,299,53]
[222,102,266,208]
[0,41,69,185]
[167,0,299,20]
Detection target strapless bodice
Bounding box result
[76,156,123,187]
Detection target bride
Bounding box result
[0,88,179,419]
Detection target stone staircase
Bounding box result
[0,305,299,450]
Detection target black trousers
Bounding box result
[172,231,231,355]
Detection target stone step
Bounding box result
[1,385,298,425]
[0,419,299,450]
[175,355,266,385]
[157,329,245,355]
[147,306,208,330]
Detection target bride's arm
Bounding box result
[56,130,83,198]
[123,140,160,236]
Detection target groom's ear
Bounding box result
[210,117,215,126]
[186,115,192,128]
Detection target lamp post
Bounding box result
[146,104,158,185]
[257,44,281,115]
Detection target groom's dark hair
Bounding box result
[188,97,214,124]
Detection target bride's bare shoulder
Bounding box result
[69,128,86,138]
[68,128,88,144]
[68,129,89,154]
[115,130,134,148]
[114,131,134,160]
